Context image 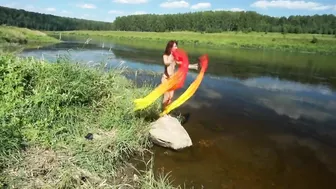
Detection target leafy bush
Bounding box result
[311,36,318,43]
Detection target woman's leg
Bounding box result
[161,75,170,110]
[169,90,174,104]
[161,74,175,111]
[162,91,170,107]
[162,90,174,111]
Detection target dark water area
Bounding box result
[21,37,336,189]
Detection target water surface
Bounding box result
[21,37,336,189]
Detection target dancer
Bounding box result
[161,40,198,110]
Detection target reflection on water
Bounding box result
[187,76,336,123]
[242,77,333,95]
[21,40,336,189]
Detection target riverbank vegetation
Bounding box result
[0,54,176,188]
[2,5,336,54]
[113,11,336,35]
[0,25,60,51]
[52,30,336,54]
[0,6,114,30]
[2,5,335,35]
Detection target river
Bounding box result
[21,36,336,189]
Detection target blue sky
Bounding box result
[1,0,335,22]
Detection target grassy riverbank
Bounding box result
[0,54,175,188]
[0,25,60,51]
[51,30,336,54]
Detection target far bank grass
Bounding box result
[0,54,177,188]
[51,30,336,54]
[0,25,60,51]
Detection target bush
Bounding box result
[0,54,158,171]
[311,36,318,43]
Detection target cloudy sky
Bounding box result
[1,0,335,22]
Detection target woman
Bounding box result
[161,40,198,110]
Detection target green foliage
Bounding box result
[0,6,114,31]
[0,25,59,47]
[1,55,104,149]
[1,5,335,35]
[0,54,173,188]
[311,36,318,43]
[58,30,336,54]
[113,11,336,34]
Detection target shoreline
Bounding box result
[0,54,176,188]
[49,30,336,55]
[0,25,60,52]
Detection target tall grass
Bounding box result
[0,54,177,188]
[51,30,336,54]
[0,25,60,51]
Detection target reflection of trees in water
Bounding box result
[111,46,336,90]
[31,38,336,90]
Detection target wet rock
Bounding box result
[149,115,192,150]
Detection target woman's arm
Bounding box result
[163,55,172,66]
[188,63,199,70]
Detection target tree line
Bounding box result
[1,5,336,34]
[0,6,114,31]
[113,11,336,34]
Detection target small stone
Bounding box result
[149,115,192,150]
[85,133,93,140]
[133,174,139,182]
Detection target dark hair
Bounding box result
[164,40,178,55]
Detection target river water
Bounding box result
[21,36,336,189]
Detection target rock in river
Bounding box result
[149,115,192,150]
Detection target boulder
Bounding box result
[149,115,192,150]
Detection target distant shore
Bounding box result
[0,25,60,51]
[50,30,336,55]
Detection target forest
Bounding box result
[113,11,336,34]
[1,5,336,34]
[0,6,114,31]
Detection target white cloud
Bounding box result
[160,0,190,8]
[46,7,56,12]
[132,11,147,15]
[108,10,124,14]
[251,0,334,10]
[214,8,245,12]
[191,2,211,10]
[76,4,97,9]
[229,8,245,12]
[113,0,148,4]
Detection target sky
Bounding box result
[1,0,336,22]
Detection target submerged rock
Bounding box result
[149,115,192,150]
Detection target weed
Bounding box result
[0,54,175,188]
[0,25,59,48]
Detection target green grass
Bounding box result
[0,25,60,51]
[50,30,336,54]
[0,53,178,188]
